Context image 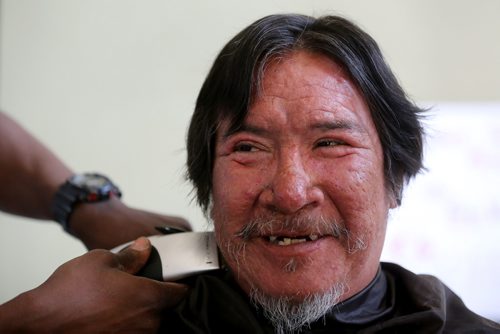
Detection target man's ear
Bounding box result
[389,197,399,209]
[205,197,215,222]
[387,189,400,209]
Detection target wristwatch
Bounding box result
[52,173,122,231]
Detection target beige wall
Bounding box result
[1,0,499,317]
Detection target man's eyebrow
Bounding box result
[311,119,365,134]
[221,124,271,139]
[221,119,366,139]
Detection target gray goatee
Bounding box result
[250,282,347,334]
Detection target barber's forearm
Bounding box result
[0,112,190,249]
[67,196,147,249]
[0,112,72,219]
[67,196,191,249]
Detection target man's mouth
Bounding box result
[267,234,320,246]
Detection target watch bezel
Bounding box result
[68,173,122,201]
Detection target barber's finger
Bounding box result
[154,281,190,308]
[115,236,152,274]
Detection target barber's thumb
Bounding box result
[115,236,152,275]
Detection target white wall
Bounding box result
[1,0,499,320]
[380,102,500,320]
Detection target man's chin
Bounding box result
[239,258,342,297]
[248,280,347,333]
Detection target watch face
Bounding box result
[70,173,112,192]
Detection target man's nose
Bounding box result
[261,153,324,214]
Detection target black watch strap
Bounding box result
[52,182,84,231]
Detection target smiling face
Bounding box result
[211,51,395,303]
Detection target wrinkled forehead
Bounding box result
[218,51,376,138]
[259,51,354,91]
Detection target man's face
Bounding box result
[211,51,395,303]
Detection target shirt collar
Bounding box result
[324,266,394,325]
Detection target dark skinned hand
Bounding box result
[0,237,188,333]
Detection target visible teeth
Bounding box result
[268,235,319,245]
[279,237,292,246]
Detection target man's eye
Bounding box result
[234,143,257,152]
[316,139,344,148]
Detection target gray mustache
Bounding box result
[235,214,348,240]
